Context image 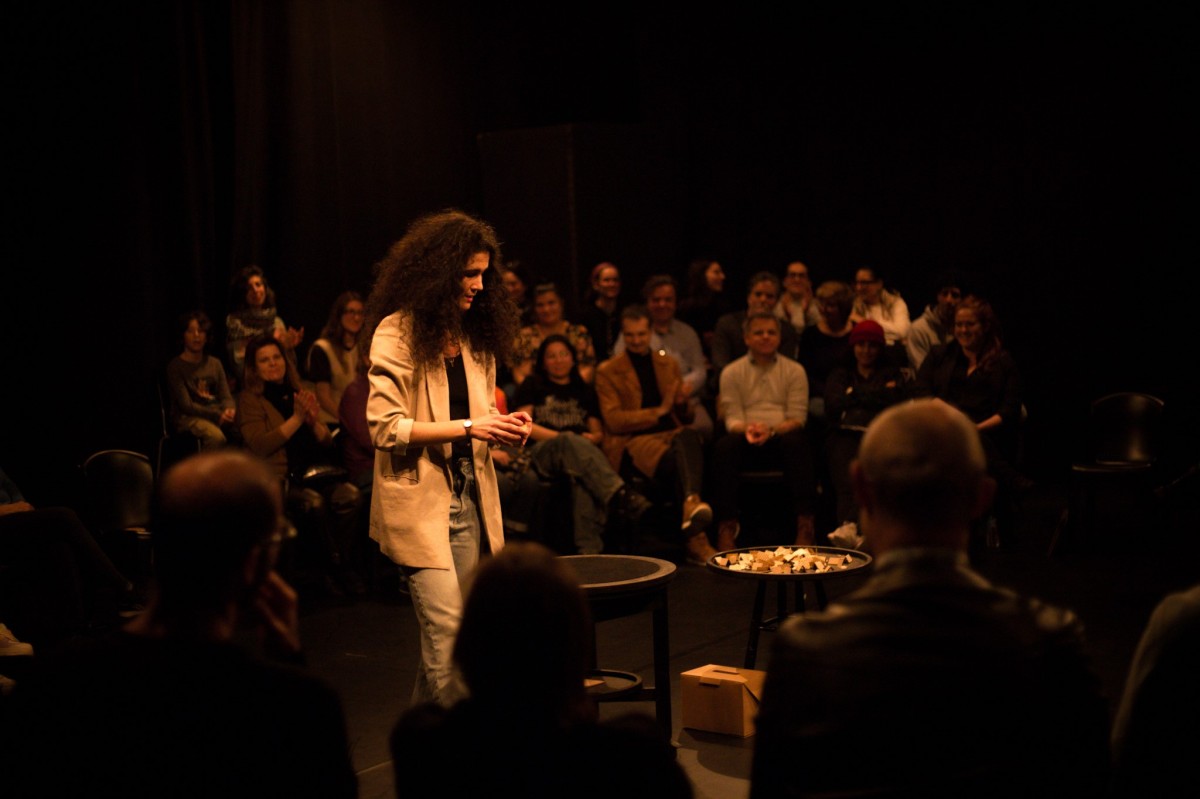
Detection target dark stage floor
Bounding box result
[290,478,1199,799]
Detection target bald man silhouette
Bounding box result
[751,400,1109,799]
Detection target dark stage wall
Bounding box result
[3,4,1195,505]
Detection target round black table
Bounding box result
[559,554,676,739]
[707,545,872,668]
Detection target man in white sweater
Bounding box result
[713,312,816,550]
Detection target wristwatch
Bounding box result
[462,419,473,437]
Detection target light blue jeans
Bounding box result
[404,457,481,706]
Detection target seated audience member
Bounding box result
[775,260,820,334]
[911,295,1029,542]
[711,271,800,379]
[336,347,384,585]
[513,334,651,554]
[497,259,534,400]
[225,264,304,379]
[796,279,857,516]
[595,305,715,565]
[509,282,597,386]
[238,333,365,597]
[713,312,817,550]
[823,320,910,525]
[2,450,357,798]
[849,266,910,364]
[165,309,237,450]
[676,257,734,360]
[580,261,624,362]
[306,290,365,432]
[337,346,373,492]
[750,400,1110,799]
[0,465,135,650]
[796,280,856,420]
[1110,581,1200,798]
[390,541,693,799]
[906,269,969,371]
[499,258,535,327]
[614,274,714,440]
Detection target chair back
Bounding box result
[81,449,155,534]
[1089,392,1165,466]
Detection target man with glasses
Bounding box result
[775,260,820,334]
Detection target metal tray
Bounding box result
[707,544,872,581]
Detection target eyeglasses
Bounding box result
[342,308,365,317]
[855,279,880,286]
[786,272,809,279]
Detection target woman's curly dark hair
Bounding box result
[364,208,519,369]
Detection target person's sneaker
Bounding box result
[0,623,34,657]
[611,486,653,524]
[685,530,718,566]
[681,494,713,533]
[794,514,816,546]
[716,521,740,553]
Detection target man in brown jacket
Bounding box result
[595,305,715,564]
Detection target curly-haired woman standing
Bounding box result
[364,209,532,705]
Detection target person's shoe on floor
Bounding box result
[716,520,740,553]
[610,485,653,524]
[0,623,33,657]
[681,493,712,534]
[685,530,718,566]
[794,513,816,546]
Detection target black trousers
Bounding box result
[711,428,815,523]
[651,427,706,505]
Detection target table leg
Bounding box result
[745,581,767,669]
[651,598,671,740]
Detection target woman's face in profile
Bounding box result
[705,262,725,293]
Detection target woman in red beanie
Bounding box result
[824,319,911,525]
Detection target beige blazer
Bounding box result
[366,311,504,570]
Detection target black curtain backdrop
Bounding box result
[3,3,1195,505]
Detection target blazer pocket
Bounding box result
[381,450,421,483]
